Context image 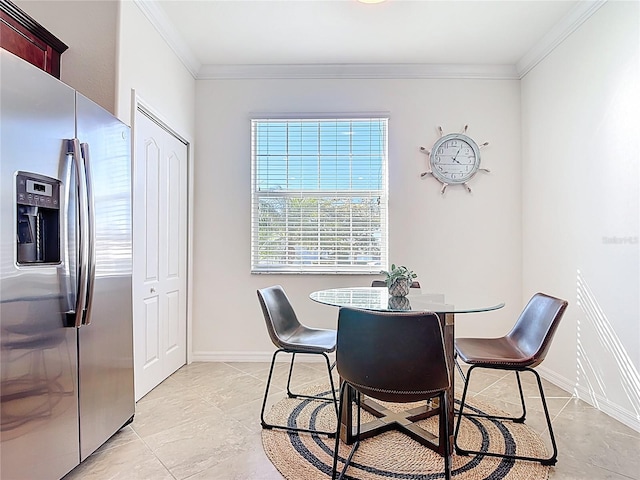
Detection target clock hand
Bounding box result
[452,148,461,164]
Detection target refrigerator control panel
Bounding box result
[16,172,61,264]
[17,174,60,209]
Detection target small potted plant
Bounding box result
[381,264,417,297]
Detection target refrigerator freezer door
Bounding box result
[75,93,135,460]
[1,50,80,479]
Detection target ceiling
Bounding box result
[143,0,602,78]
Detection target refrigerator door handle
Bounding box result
[68,138,89,328]
[80,142,96,325]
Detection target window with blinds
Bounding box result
[251,117,388,274]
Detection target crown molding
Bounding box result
[137,0,606,81]
[516,0,608,78]
[197,63,519,80]
[133,0,200,78]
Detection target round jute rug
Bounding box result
[262,384,550,480]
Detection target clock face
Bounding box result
[430,133,481,184]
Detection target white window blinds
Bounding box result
[251,117,388,274]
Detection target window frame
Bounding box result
[250,116,389,274]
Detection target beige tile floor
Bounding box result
[63,361,640,480]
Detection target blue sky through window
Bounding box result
[255,119,386,191]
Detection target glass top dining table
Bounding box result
[309,287,504,314]
[309,286,505,455]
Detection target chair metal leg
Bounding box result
[454,365,558,466]
[513,370,527,423]
[260,348,337,437]
[441,391,452,480]
[531,368,558,466]
[285,353,297,397]
[332,382,360,480]
[331,382,343,480]
[454,355,466,384]
[286,352,339,417]
[453,363,473,444]
[456,366,526,423]
[453,353,467,416]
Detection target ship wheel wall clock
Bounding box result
[420,125,490,194]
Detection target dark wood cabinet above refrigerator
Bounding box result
[0,0,67,78]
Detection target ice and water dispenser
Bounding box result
[16,172,61,264]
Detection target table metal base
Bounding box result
[341,390,445,454]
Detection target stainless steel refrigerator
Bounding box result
[1,49,134,479]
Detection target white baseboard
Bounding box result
[537,365,640,434]
[191,350,335,363]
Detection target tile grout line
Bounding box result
[129,424,179,480]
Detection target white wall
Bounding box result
[522,1,640,430]
[14,0,118,114]
[117,1,195,135]
[11,1,196,135]
[192,77,522,359]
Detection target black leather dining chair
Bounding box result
[373,280,467,384]
[257,285,338,437]
[331,307,451,480]
[454,292,568,466]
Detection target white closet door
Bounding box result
[133,108,188,401]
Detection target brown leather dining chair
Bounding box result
[257,285,338,437]
[331,307,452,480]
[454,292,568,466]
